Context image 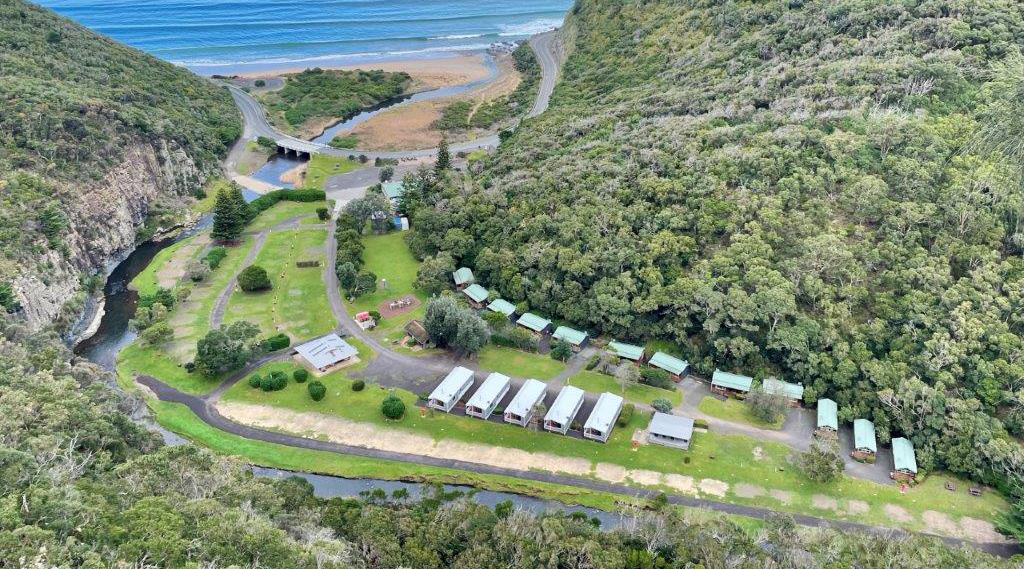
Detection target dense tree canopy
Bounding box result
[407,0,1024,492]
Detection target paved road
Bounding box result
[225,30,563,160]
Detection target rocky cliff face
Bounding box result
[13,139,208,332]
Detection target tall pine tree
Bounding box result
[435,135,451,173]
[211,185,248,242]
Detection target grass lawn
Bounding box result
[347,231,428,340]
[129,233,205,297]
[698,396,785,430]
[303,155,361,190]
[220,369,1007,536]
[567,370,682,408]
[247,200,328,231]
[192,178,227,214]
[117,342,223,395]
[475,345,566,380]
[224,228,334,342]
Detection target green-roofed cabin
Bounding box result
[711,369,753,398]
[815,399,838,438]
[762,377,804,406]
[516,312,552,335]
[648,352,689,381]
[890,437,918,481]
[487,298,517,319]
[452,267,474,289]
[552,326,588,351]
[381,181,406,202]
[852,419,877,463]
[462,283,489,307]
[608,340,646,363]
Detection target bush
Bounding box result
[248,374,262,388]
[651,398,673,413]
[260,376,277,392]
[265,333,291,351]
[550,341,572,362]
[316,207,330,221]
[507,327,536,351]
[204,247,227,269]
[254,79,266,87]
[569,420,582,431]
[352,379,365,391]
[617,403,635,427]
[308,380,327,401]
[585,355,600,370]
[238,265,272,291]
[693,418,709,430]
[382,395,406,420]
[640,368,673,390]
[248,189,326,220]
[186,261,210,282]
[293,369,309,383]
[368,310,381,321]
[746,387,788,424]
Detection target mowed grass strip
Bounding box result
[567,370,682,407]
[474,345,567,380]
[219,368,1006,535]
[225,228,334,342]
[247,200,328,231]
[130,233,204,297]
[303,155,361,190]
[698,396,784,430]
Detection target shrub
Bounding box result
[693,418,709,430]
[746,387,788,424]
[260,376,277,392]
[254,79,266,87]
[617,403,635,427]
[382,395,406,420]
[316,207,330,220]
[352,379,365,391]
[585,355,600,370]
[651,398,673,413]
[247,189,326,220]
[204,247,227,269]
[308,380,327,401]
[267,333,291,350]
[186,261,210,282]
[569,420,582,431]
[248,374,262,388]
[238,265,272,291]
[368,310,381,322]
[293,369,309,383]
[184,361,195,373]
[507,327,536,351]
[550,341,572,362]
[640,368,672,390]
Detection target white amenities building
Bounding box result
[294,333,359,372]
[583,392,624,443]
[504,379,547,427]
[647,412,695,450]
[465,372,511,420]
[543,385,585,435]
[427,366,474,413]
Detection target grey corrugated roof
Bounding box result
[817,399,838,430]
[505,379,546,418]
[853,419,876,453]
[583,392,623,434]
[463,283,489,302]
[465,372,510,410]
[294,333,358,369]
[487,298,516,316]
[892,437,918,474]
[428,366,474,405]
[552,326,587,345]
[711,369,753,392]
[453,267,474,286]
[649,412,695,440]
[608,341,644,360]
[544,385,584,425]
[649,352,688,375]
[517,312,551,332]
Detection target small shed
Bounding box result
[294,333,358,372]
[543,385,585,435]
[487,298,517,319]
[381,181,405,204]
[404,319,430,346]
[452,267,474,289]
[852,419,877,462]
[462,283,489,308]
[762,377,804,405]
[516,312,552,335]
[583,392,624,443]
[465,372,511,420]
[504,379,547,427]
[648,352,689,381]
[647,412,695,450]
[815,399,838,438]
[552,326,588,351]
[711,369,753,397]
[608,340,645,362]
[891,437,918,480]
[427,366,474,413]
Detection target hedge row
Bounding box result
[249,189,326,219]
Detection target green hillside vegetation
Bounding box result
[404,0,1024,504]
[260,67,411,130]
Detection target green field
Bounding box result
[475,345,567,380]
[247,200,328,231]
[567,370,683,407]
[303,155,361,190]
[347,231,428,340]
[698,396,785,430]
[218,367,1006,536]
[129,233,205,297]
[224,228,334,341]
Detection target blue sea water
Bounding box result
[37,0,571,74]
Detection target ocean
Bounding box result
[36,0,571,74]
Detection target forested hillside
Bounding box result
[0,0,239,328]
[406,0,1024,491]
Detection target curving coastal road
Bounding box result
[227,31,562,160]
